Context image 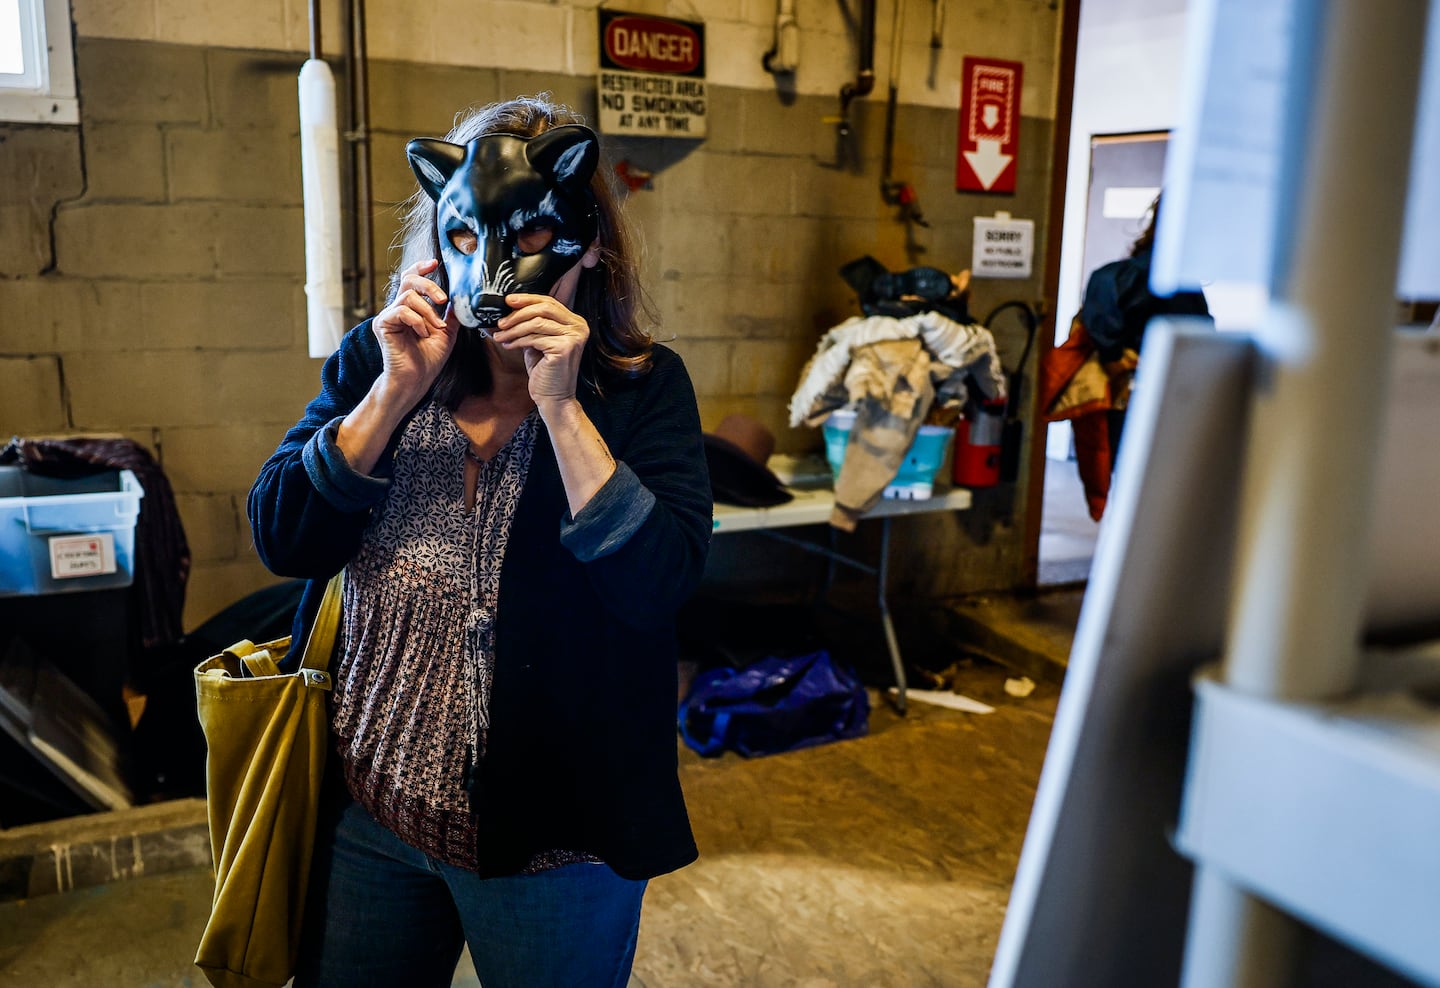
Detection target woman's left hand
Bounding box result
[493,293,590,406]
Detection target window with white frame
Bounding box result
[1,0,78,124]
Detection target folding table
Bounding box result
[711,486,973,713]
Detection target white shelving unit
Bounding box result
[1174,2,1436,984]
[989,2,1440,985]
[1179,656,1440,986]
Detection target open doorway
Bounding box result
[1030,0,1200,588]
[1038,131,1171,586]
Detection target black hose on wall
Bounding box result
[838,0,877,136]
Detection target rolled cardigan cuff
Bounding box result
[302,416,390,513]
[559,462,656,562]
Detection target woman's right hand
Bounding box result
[372,259,457,406]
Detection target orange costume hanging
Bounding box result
[1038,317,1121,522]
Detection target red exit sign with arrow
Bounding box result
[956,57,1023,194]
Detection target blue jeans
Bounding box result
[294,798,647,988]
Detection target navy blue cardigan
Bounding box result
[248,322,712,880]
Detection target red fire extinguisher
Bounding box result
[954,398,1005,488]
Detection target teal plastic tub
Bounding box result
[0,467,143,596]
[822,409,953,500]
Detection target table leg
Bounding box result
[750,521,909,714]
[878,517,907,715]
[823,527,839,595]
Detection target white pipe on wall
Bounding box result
[299,58,345,359]
[769,0,799,74]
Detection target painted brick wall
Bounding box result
[2,0,1059,628]
[67,0,1060,114]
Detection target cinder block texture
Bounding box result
[0,799,210,900]
[166,128,302,204]
[430,1,571,76]
[367,64,504,138]
[213,205,306,275]
[185,556,287,630]
[0,126,85,205]
[174,492,241,563]
[0,205,55,275]
[730,339,804,395]
[667,339,732,395]
[155,0,286,51]
[68,0,1058,112]
[77,39,208,125]
[9,35,1056,623]
[70,0,159,43]
[79,123,167,201]
[159,422,295,496]
[66,350,317,429]
[53,203,218,277]
[40,280,144,353]
[139,280,303,351]
[204,48,303,130]
[0,279,59,351]
[0,356,67,434]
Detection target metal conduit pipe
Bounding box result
[341,0,375,316]
[881,0,904,185]
[308,0,321,59]
[879,0,926,229]
[837,0,876,137]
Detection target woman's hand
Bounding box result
[495,292,615,514]
[372,259,456,407]
[492,292,590,408]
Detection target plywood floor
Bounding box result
[635,666,1060,988]
[0,664,1060,988]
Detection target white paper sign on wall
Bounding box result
[973,213,1035,279]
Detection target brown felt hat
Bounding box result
[703,414,793,508]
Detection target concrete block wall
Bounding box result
[2,0,1060,630]
[0,43,316,627]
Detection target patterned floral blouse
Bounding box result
[328,400,589,872]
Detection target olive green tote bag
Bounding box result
[193,572,343,988]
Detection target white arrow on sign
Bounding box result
[963,138,1013,190]
[982,104,1000,129]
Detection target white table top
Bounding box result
[712,486,973,533]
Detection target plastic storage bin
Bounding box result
[0,467,144,596]
[822,409,954,500]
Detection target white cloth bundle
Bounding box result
[788,312,1007,427]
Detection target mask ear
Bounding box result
[526,125,600,194]
[405,138,466,202]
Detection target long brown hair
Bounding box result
[1130,192,1162,257]
[390,94,655,407]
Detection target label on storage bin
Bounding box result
[49,533,117,580]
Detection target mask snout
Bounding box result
[473,293,507,329]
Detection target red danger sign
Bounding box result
[603,14,703,75]
[598,10,707,138]
[956,56,1023,194]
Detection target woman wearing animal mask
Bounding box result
[249,94,711,988]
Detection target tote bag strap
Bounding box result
[297,571,345,676]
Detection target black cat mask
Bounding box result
[406,125,600,332]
